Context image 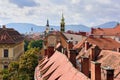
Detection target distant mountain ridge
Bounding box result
[5,21,119,34]
[6,23,90,34]
[95,21,118,28]
[6,23,45,34]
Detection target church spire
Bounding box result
[45,19,50,35]
[60,13,65,32]
[46,19,49,27]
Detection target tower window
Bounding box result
[4,49,8,57]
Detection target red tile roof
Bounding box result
[35,51,90,80]
[97,50,120,80]
[0,27,24,44]
[91,24,120,36]
[73,37,120,50]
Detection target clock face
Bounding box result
[48,36,56,46]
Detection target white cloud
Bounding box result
[0,0,119,27]
[85,5,93,11]
[71,0,81,4]
[95,0,111,4]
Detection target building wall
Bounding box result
[60,35,68,49]
[13,42,24,60]
[0,41,24,70]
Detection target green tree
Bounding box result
[28,40,43,50]
[8,61,19,80]
[19,48,39,80]
[0,69,9,80]
[1,48,40,80]
[24,40,29,51]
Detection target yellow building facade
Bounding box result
[0,25,24,79]
[0,42,24,69]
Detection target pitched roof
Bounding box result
[97,50,120,80]
[91,24,120,36]
[73,37,120,50]
[62,33,86,45]
[35,51,90,80]
[0,27,24,44]
[76,48,120,80]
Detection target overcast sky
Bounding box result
[0,0,120,27]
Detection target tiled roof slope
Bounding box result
[73,37,120,50]
[91,24,120,36]
[62,33,86,45]
[0,27,24,44]
[34,51,89,80]
[97,50,120,80]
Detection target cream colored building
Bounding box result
[0,25,24,79]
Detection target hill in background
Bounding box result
[5,21,119,34]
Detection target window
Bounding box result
[4,49,8,57]
[4,65,8,69]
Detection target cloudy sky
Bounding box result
[0,0,120,27]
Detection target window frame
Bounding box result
[4,49,9,58]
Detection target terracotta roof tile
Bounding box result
[0,27,24,44]
[40,62,54,76]
[35,51,89,80]
[97,50,120,80]
[74,37,120,50]
[91,24,120,36]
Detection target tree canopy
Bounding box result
[1,48,40,80]
[28,40,43,50]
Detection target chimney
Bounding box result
[68,38,74,50]
[90,47,96,61]
[69,49,77,68]
[117,48,120,52]
[89,34,94,38]
[44,49,48,56]
[63,48,68,57]
[47,46,55,58]
[91,28,94,34]
[85,41,89,51]
[81,56,89,77]
[91,61,101,80]
[55,43,62,52]
[102,66,114,80]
